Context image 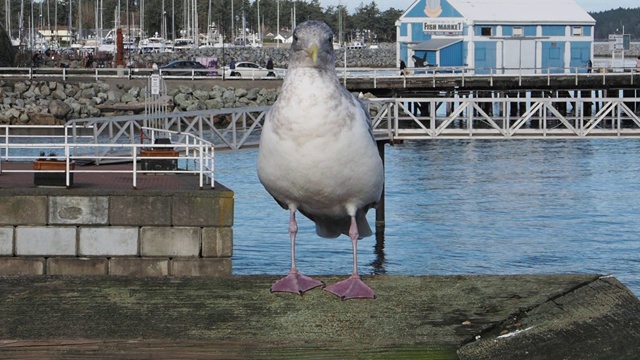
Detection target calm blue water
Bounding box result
[215,139,640,296]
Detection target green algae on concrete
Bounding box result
[0,274,638,359]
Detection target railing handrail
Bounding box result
[1,64,637,82]
[367,96,640,140]
[0,125,214,188]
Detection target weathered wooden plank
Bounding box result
[0,274,637,359]
[457,276,640,359]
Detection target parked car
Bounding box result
[159,60,208,76]
[224,61,278,78]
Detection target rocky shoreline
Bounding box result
[0,79,282,125]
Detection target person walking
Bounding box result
[587,59,593,73]
[266,57,275,77]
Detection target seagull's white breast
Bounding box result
[257,68,383,218]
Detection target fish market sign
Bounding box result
[423,20,463,34]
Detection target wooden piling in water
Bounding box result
[376,140,386,233]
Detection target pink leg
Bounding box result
[271,209,324,295]
[324,216,376,300]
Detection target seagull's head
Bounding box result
[289,20,335,71]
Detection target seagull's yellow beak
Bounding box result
[305,43,319,64]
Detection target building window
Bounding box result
[513,27,523,37]
[481,27,492,36]
[572,26,583,36]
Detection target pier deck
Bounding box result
[0,274,639,359]
[0,162,208,191]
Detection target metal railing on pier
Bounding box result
[0,125,215,188]
[65,106,268,152]
[367,96,640,140]
[63,94,640,148]
[1,65,637,86]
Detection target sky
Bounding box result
[318,0,640,13]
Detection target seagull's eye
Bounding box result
[328,36,333,44]
[293,35,298,42]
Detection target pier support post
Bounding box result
[376,140,386,233]
[581,90,592,117]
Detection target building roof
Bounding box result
[450,0,595,24]
[401,0,595,24]
[412,38,462,51]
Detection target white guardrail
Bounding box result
[0,125,214,188]
[0,65,638,84]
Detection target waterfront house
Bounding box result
[396,0,595,74]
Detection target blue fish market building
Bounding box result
[395,0,596,74]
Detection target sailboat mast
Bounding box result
[5,0,12,41]
[94,0,99,52]
[192,0,198,46]
[207,0,211,45]
[19,0,24,44]
[338,2,343,46]
[172,0,175,40]
[257,0,260,44]
[231,0,234,41]
[77,0,81,44]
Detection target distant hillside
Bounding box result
[590,7,640,40]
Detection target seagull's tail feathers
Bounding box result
[302,208,374,239]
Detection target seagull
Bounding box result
[257,20,384,300]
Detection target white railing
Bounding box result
[367,96,640,139]
[0,125,214,188]
[1,65,637,85]
[62,95,640,149]
[65,106,269,152]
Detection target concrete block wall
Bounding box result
[0,188,234,277]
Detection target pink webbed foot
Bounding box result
[270,270,324,295]
[325,275,376,300]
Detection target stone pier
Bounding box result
[0,167,234,277]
